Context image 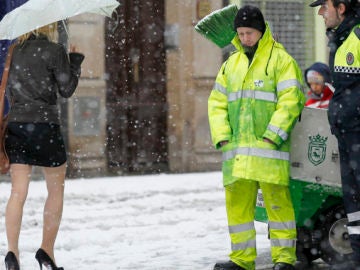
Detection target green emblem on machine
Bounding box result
[308,134,328,166]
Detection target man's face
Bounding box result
[236,27,262,47]
[318,0,344,29]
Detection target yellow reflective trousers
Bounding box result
[225,180,297,270]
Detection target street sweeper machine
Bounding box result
[255,107,351,266]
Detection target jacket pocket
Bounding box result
[252,100,276,140]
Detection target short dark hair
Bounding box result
[332,0,359,16]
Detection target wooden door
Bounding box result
[105,0,168,174]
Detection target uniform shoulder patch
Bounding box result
[355,27,360,39]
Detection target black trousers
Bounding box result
[336,131,360,262]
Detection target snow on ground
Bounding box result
[0,171,270,270]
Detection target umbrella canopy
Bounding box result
[0,0,28,74]
[0,0,120,40]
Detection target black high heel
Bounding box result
[4,251,20,270]
[35,249,63,270]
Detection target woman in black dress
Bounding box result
[4,22,84,270]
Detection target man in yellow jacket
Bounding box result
[208,5,305,270]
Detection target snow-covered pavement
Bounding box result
[0,171,273,269]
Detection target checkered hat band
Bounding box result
[334,66,360,74]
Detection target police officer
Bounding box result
[310,1,360,269]
[208,5,305,270]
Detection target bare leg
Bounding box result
[5,164,32,262]
[40,163,66,264]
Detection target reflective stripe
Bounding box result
[213,82,227,95]
[348,211,360,222]
[268,221,296,230]
[228,90,277,103]
[277,79,301,93]
[223,147,290,161]
[334,66,360,74]
[229,222,255,234]
[270,239,296,248]
[231,239,256,251]
[267,124,288,141]
[347,225,360,235]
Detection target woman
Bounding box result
[4,22,84,270]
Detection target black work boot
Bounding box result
[273,262,295,270]
[214,260,246,270]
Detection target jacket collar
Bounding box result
[326,13,360,48]
[231,22,275,52]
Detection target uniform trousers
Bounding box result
[225,180,297,270]
[336,131,360,263]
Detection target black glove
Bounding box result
[69,52,85,66]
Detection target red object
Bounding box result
[305,84,334,109]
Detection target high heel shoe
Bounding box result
[35,249,64,270]
[4,251,20,270]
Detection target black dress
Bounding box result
[4,34,84,167]
[5,122,66,167]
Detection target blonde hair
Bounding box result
[17,22,58,44]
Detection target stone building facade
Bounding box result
[65,0,327,177]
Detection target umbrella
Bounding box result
[0,0,120,40]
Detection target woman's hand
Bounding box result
[69,44,77,53]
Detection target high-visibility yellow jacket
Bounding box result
[328,23,360,133]
[208,23,305,186]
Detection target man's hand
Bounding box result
[263,137,276,145]
[219,141,229,147]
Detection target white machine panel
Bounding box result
[290,107,341,187]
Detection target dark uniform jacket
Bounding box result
[6,34,84,125]
[327,13,360,134]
